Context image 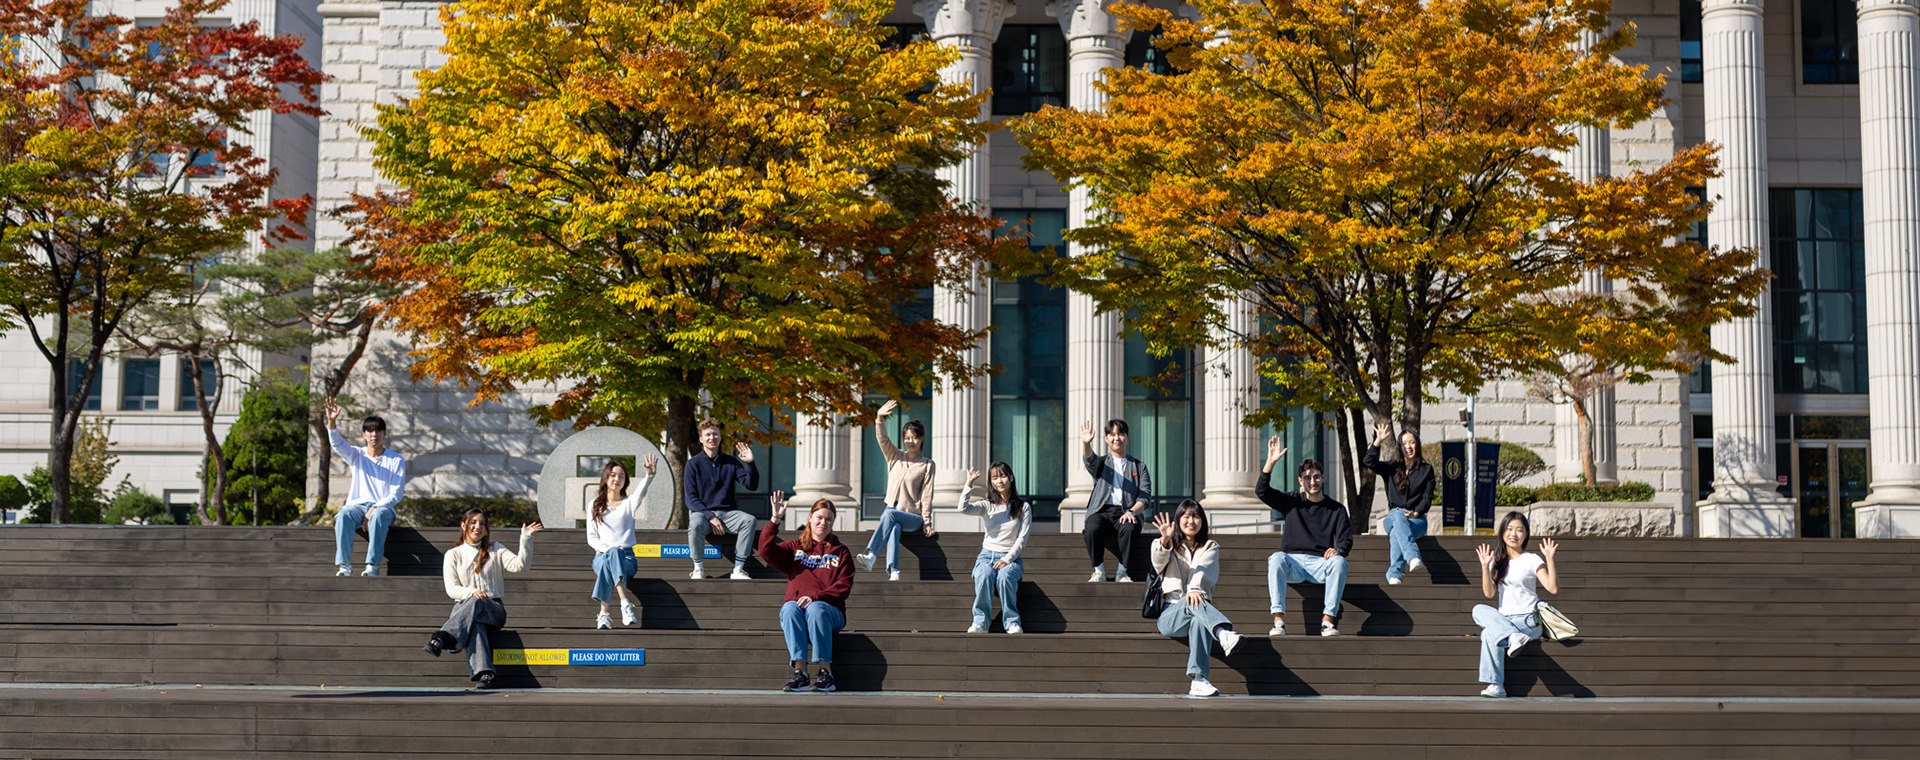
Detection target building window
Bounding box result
[178,358,217,411]
[1802,0,1859,84]
[66,359,102,411]
[1680,0,1703,83]
[121,359,161,410]
[732,405,796,521]
[1123,334,1192,510]
[1125,29,1179,75]
[1770,188,1866,394]
[1685,186,1712,394]
[992,25,1067,116]
[991,209,1068,519]
[883,23,926,48]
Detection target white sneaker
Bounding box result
[1479,684,1507,698]
[689,565,704,580]
[1408,558,1425,573]
[1114,571,1134,583]
[1006,625,1024,634]
[1217,629,1242,657]
[730,567,751,580]
[361,564,379,577]
[620,601,637,626]
[1387,576,1403,585]
[887,570,900,582]
[966,624,986,634]
[335,565,351,577]
[1320,620,1340,637]
[1087,570,1106,583]
[1268,621,1286,637]
[856,552,876,572]
[1507,632,1531,656]
[1188,677,1220,697]
[595,611,612,630]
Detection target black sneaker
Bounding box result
[812,668,836,693]
[473,671,496,690]
[423,631,451,657]
[782,669,812,692]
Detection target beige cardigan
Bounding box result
[1151,537,1221,602]
[876,424,936,520]
[443,528,533,601]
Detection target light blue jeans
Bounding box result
[1268,552,1349,617]
[1156,598,1233,679]
[864,507,923,574]
[334,502,394,567]
[1382,509,1428,582]
[1473,604,1543,685]
[971,549,1023,630]
[591,546,638,605]
[779,600,845,664]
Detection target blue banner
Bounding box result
[568,649,646,666]
[633,544,723,559]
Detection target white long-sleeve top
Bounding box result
[328,429,406,510]
[443,528,534,602]
[586,475,654,553]
[1151,538,1221,602]
[957,490,1033,564]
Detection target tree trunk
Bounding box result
[1333,409,1358,503]
[1347,407,1378,533]
[664,394,698,530]
[190,354,230,525]
[294,320,373,526]
[1574,395,1596,486]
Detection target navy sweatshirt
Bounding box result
[1254,475,1354,557]
[684,451,758,522]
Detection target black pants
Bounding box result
[1083,506,1141,576]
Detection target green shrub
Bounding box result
[1495,485,1539,507]
[396,494,542,528]
[104,489,173,525]
[220,381,311,525]
[1495,442,1548,485]
[0,475,26,513]
[1533,480,1656,503]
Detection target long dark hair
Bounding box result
[590,460,629,525]
[461,509,492,573]
[1170,499,1209,557]
[986,461,1024,522]
[1490,511,1530,583]
[1395,430,1426,494]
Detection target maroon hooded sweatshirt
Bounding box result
[757,520,856,610]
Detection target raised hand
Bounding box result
[1080,420,1095,445]
[324,397,342,427]
[771,490,788,521]
[735,441,754,463]
[877,399,899,418]
[1539,537,1559,561]
[1265,435,1288,465]
[1374,421,1392,445]
[1475,543,1495,569]
[523,523,544,534]
[1152,511,1175,546]
[966,467,981,486]
[642,453,658,477]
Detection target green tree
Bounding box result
[0,475,28,517]
[22,416,125,524]
[369,0,1018,527]
[218,380,311,526]
[104,488,173,525]
[1011,0,1770,508]
[0,0,324,523]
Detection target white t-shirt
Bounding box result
[585,475,653,553]
[1106,456,1129,505]
[1497,552,1546,616]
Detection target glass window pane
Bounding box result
[67,360,102,411]
[121,359,161,410]
[991,25,1068,116]
[178,359,216,411]
[1769,189,1864,395]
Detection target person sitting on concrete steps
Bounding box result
[1365,422,1435,586]
[858,400,937,581]
[960,462,1033,634]
[1472,511,1560,698]
[684,418,758,580]
[586,455,655,629]
[424,509,541,689]
[760,492,856,693]
[1150,499,1241,698]
[324,397,406,578]
[1256,437,1354,637]
[1081,418,1152,583]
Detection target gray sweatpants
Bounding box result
[688,509,757,566]
[439,596,507,680]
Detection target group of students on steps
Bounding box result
[323,400,1564,697]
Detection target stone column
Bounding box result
[1854,0,1920,538]
[787,412,856,531]
[917,0,1012,504]
[1201,296,1268,533]
[1048,0,1126,529]
[1554,29,1619,484]
[1695,0,1794,537]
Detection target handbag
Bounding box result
[1140,557,1167,619]
[1536,601,1579,641]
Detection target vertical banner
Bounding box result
[1474,441,1501,531]
[1440,441,1467,529]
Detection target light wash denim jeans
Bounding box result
[1267,552,1349,617]
[971,549,1023,630]
[1156,598,1233,679]
[864,506,923,574]
[334,502,394,567]
[1382,508,1428,582]
[779,600,845,664]
[591,545,638,604]
[1473,604,1543,686]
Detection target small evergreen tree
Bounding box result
[104,489,173,525]
[219,381,311,526]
